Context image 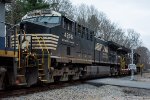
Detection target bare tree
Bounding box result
[98,19,116,40]
[111,28,125,44]
[47,0,74,18]
[125,29,141,49]
[75,4,89,26]
[136,46,150,70]
[75,4,105,36]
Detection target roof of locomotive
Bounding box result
[107,41,120,50]
[107,41,131,53]
[22,9,95,33]
[22,9,75,22]
[116,45,131,54]
[22,9,62,20]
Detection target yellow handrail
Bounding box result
[40,37,51,69]
[120,56,125,69]
[15,28,21,68]
[33,34,45,66]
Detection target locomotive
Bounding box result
[0,9,139,90]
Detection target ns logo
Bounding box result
[95,43,108,53]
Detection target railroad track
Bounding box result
[0,81,82,99]
[0,75,129,99]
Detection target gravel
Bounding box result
[2,84,150,100]
[2,73,150,100]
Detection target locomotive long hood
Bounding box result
[20,21,60,33]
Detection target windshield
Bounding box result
[23,17,37,22]
[23,16,60,24]
[37,16,60,24]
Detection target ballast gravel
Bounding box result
[2,84,150,100]
[2,73,150,100]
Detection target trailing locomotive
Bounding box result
[0,9,139,90]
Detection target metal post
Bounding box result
[131,49,133,64]
[131,49,134,80]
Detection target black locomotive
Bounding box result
[0,9,139,89]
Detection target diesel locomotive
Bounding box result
[0,9,139,90]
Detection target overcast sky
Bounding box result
[71,0,150,50]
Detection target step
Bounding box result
[17,67,24,69]
[38,64,43,66]
[39,76,46,80]
[38,69,44,71]
[17,83,27,86]
[37,59,42,62]
[27,64,35,67]
[22,52,29,54]
[17,75,25,77]
[41,80,48,82]
[39,74,45,76]
[38,64,43,69]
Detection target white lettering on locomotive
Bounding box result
[64,32,73,40]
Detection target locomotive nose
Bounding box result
[20,21,56,34]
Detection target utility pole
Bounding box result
[131,49,134,80]
[128,49,136,80]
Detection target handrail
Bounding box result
[13,29,29,68]
[40,37,51,69]
[23,30,29,50]
[120,56,125,69]
[15,28,21,68]
[33,34,45,66]
[21,30,30,67]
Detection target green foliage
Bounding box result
[22,0,49,14]
[6,0,49,24]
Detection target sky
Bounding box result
[71,0,150,50]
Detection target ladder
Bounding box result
[33,34,51,82]
[15,29,27,85]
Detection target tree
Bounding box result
[23,0,49,13]
[6,0,49,24]
[47,0,74,18]
[75,4,101,35]
[87,5,101,34]
[75,4,88,26]
[136,47,150,70]
[124,29,142,49]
